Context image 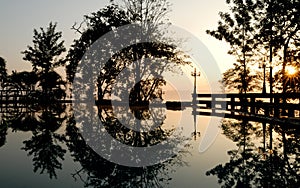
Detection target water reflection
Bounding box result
[0,103,190,187]
[0,118,7,147]
[21,105,67,179]
[206,119,300,187]
[1,102,300,187]
[0,103,68,178]
[66,112,189,187]
[99,106,173,146]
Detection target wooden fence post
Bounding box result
[212,95,215,114]
[231,96,235,115]
[274,96,280,118]
[250,97,255,114]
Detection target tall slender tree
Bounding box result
[206,0,260,93]
[0,57,7,87]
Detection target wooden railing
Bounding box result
[0,90,30,103]
[194,93,300,125]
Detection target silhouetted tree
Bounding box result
[22,22,66,74]
[254,0,300,93]
[67,4,130,83]
[207,0,260,93]
[9,71,38,90]
[21,22,67,102]
[38,71,66,100]
[0,57,7,87]
[208,0,300,93]
[68,1,189,104]
[108,42,187,104]
[222,62,259,93]
[114,0,188,104]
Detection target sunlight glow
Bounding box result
[286,66,297,76]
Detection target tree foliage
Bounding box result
[120,0,171,35]
[255,0,300,93]
[207,119,300,187]
[22,22,66,73]
[0,57,7,87]
[65,106,188,187]
[9,71,38,90]
[208,0,300,93]
[21,22,66,100]
[68,1,190,104]
[207,0,259,93]
[67,4,130,83]
[222,62,260,93]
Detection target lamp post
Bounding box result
[260,62,273,97]
[262,64,267,94]
[270,65,273,103]
[191,68,201,140]
[191,68,201,106]
[260,61,273,154]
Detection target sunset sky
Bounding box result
[0,0,234,71]
[0,0,235,97]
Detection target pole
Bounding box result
[191,68,201,106]
[193,68,197,96]
[263,64,266,94]
[270,66,273,103]
[191,68,201,140]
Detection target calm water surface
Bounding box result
[0,104,299,187]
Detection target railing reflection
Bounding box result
[206,118,300,187]
[1,101,299,186]
[0,103,67,178]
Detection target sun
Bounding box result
[286,66,297,76]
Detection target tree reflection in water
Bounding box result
[66,106,189,187]
[1,104,68,179]
[0,118,8,147]
[2,100,300,187]
[21,105,67,179]
[0,102,190,185]
[100,106,174,147]
[206,119,300,187]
